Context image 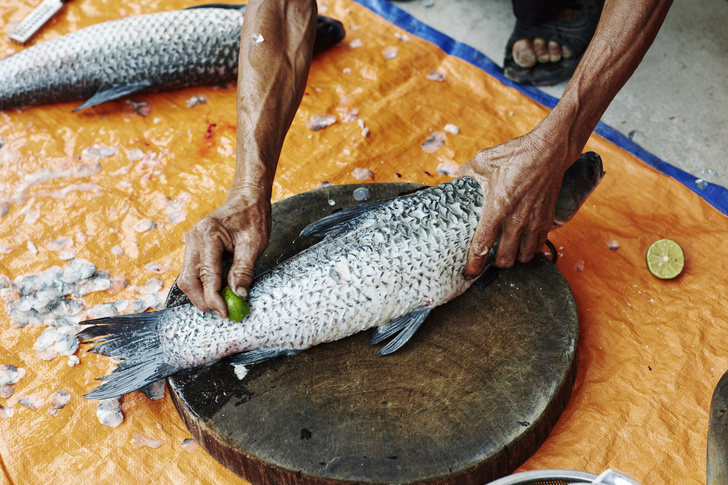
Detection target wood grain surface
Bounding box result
[165,183,579,484]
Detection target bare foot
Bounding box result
[512,8,580,68]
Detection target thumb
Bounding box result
[464,216,499,279]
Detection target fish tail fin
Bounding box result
[77,312,179,400]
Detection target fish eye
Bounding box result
[586,164,596,181]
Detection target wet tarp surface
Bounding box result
[1,0,727,483]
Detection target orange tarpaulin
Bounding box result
[1,0,727,483]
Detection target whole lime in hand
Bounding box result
[222,286,250,321]
[646,238,685,280]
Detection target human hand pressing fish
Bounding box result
[458,133,577,278]
[177,187,272,320]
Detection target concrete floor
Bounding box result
[392,0,728,190]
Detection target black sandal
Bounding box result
[503,0,603,86]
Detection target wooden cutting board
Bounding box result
[165,183,579,485]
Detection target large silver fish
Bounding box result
[79,152,604,400]
[0,5,344,111]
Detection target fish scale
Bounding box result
[1,8,243,109]
[78,153,604,400]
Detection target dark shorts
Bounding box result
[511,0,578,25]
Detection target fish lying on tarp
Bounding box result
[79,152,605,400]
[0,5,345,111]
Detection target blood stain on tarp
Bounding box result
[422,132,446,153]
[204,122,217,139]
[124,99,151,117]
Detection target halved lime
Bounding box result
[222,286,250,321]
[646,239,685,280]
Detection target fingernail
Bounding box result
[233,286,248,300]
[478,246,490,257]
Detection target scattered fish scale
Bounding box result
[0,405,14,419]
[426,71,446,82]
[142,380,165,401]
[352,168,374,180]
[422,132,446,153]
[131,433,166,449]
[49,390,71,410]
[0,365,25,386]
[17,394,44,410]
[306,114,337,131]
[181,438,198,452]
[97,398,124,428]
[0,385,15,399]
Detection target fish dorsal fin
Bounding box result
[73,81,155,111]
[229,348,300,366]
[300,198,391,238]
[185,4,246,11]
[370,307,431,356]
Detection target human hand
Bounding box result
[458,134,569,278]
[177,188,271,317]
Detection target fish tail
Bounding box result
[77,312,178,400]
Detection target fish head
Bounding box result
[553,151,605,226]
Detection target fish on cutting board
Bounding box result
[78,152,605,400]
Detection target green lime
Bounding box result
[222,286,250,321]
[646,238,685,280]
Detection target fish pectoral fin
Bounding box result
[300,198,391,238]
[477,266,499,291]
[371,307,431,356]
[229,348,300,366]
[73,81,155,111]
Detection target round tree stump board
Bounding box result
[165,183,579,485]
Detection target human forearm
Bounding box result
[178,0,316,315]
[231,0,317,200]
[535,0,673,166]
